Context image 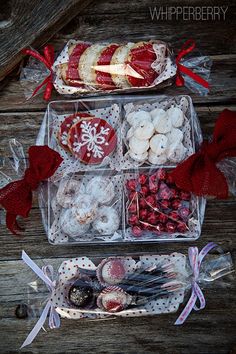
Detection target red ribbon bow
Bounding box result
[22,45,54,101]
[175,39,210,90]
[171,109,236,199]
[0,146,63,235]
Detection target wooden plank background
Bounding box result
[0,0,236,353]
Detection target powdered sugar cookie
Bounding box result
[150,134,168,155]
[68,117,117,164]
[129,136,149,154]
[86,176,115,204]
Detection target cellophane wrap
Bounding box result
[36,95,206,244]
[20,39,211,98]
[21,248,234,324]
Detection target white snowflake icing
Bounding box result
[61,131,68,146]
[73,120,110,158]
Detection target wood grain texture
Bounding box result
[0,0,236,353]
[0,0,93,81]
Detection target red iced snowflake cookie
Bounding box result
[58,112,93,151]
[66,42,91,87]
[126,41,159,87]
[68,117,117,164]
[95,44,120,90]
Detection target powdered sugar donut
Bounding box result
[86,176,115,204]
[92,206,119,235]
[148,150,167,165]
[73,194,98,224]
[68,118,117,164]
[133,121,154,140]
[126,110,152,126]
[56,178,85,208]
[110,43,134,88]
[153,114,172,134]
[60,208,90,238]
[129,150,148,162]
[166,128,183,144]
[150,134,168,155]
[167,142,187,163]
[167,107,184,128]
[129,136,149,154]
[126,126,135,139]
[150,108,166,120]
[79,44,106,86]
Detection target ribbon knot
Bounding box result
[171,109,236,199]
[175,242,217,325]
[175,39,210,90]
[0,146,63,235]
[21,251,61,348]
[22,45,54,101]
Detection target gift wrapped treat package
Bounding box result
[21,39,211,100]
[35,95,206,244]
[19,243,234,347]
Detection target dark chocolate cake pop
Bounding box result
[68,279,94,308]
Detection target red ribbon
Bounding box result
[0,146,63,235]
[176,39,210,90]
[171,109,236,199]
[22,45,54,101]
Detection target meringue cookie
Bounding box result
[153,114,172,134]
[150,134,168,155]
[129,136,149,154]
[167,142,187,163]
[60,208,90,238]
[133,121,155,140]
[148,150,167,165]
[129,150,148,162]
[127,110,152,126]
[86,177,115,205]
[167,107,184,127]
[150,108,166,120]
[166,128,183,144]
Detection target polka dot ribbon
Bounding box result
[20,251,61,348]
[22,45,54,101]
[175,39,210,90]
[175,242,217,325]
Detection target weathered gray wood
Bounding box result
[0,0,93,81]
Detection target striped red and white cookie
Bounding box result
[110,42,134,89]
[95,43,119,90]
[68,117,117,164]
[58,112,93,151]
[79,44,106,86]
[126,41,159,87]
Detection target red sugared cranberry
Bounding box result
[138,174,148,185]
[139,209,148,220]
[172,198,182,210]
[156,168,167,181]
[159,213,168,224]
[166,222,176,233]
[139,197,147,209]
[147,212,159,225]
[128,215,139,226]
[126,179,137,191]
[145,195,157,208]
[166,173,174,185]
[180,191,191,200]
[140,185,149,196]
[132,226,143,237]
[177,222,188,233]
[128,201,137,214]
[178,207,190,220]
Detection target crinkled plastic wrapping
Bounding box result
[35,95,206,244]
[20,39,211,98]
[20,247,234,328]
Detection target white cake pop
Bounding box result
[86,176,115,205]
[56,178,85,209]
[167,142,187,163]
[133,121,155,140]
[129,150,148,162]
[60,208,90,238]
[92,206,120,235]
[129,136,149,154]
[150,134,168,155]
[153,114,172,134]
[148,150,167,165]
[73,194,98,224]
[126,110,152,126]
[166,128,183,144]
[150,108,166,120]
[167,107,184,128]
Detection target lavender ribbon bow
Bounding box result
[175,242,217,325]
[21,251,61,348]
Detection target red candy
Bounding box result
[180,191,191,200]
[169,211,179,220]
[128,215,139,226]
[128,201,137,214]
[147,212,159,225]
[172,199,182,210]
[140,185,149,196]
[139,209,148,220]
[138,174,148,185]
[139,198,147,209]
[145,195,156,208]
[159,213,168,224]
[159,200,170,209]
[158,187,172,200]
[177,222,188,233]
[126,179,137,191]
[155,168,167,181]
[178,207,190,220]
[166,222,176,233]
[132,226,143,237]
[128,191,137,201]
